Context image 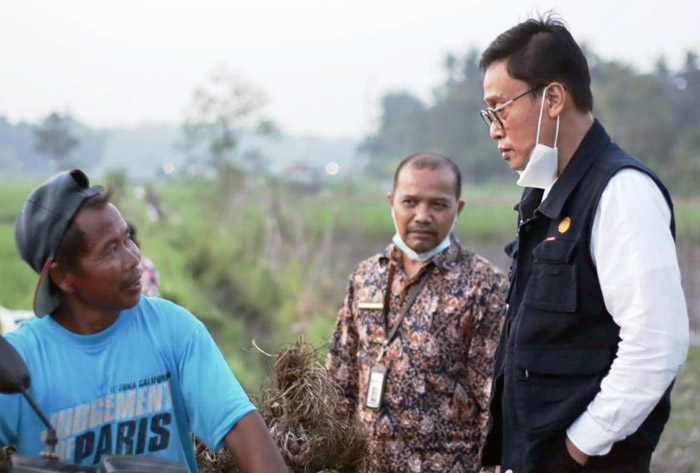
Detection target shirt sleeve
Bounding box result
[325,276,361,416]
[567,169,689,455]
[177,322,256,449]
[467,268,507,439]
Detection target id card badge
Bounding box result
[364,363,388,410]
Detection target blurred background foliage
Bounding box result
[1,45,699,470]
[361,48,700,196]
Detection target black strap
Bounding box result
[382,264,434,347]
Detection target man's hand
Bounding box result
[565,435,589,466]
[224,411,288,473]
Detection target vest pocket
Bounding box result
[515,347,612,431]
[525,371,602,431]
[524,239,577,312]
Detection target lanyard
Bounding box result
[376,263,434,363]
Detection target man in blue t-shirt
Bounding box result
[0,170,287,473]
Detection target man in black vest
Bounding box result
[478,15,689,473]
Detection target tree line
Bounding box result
[361,47,700,196]
[2,47,698,196]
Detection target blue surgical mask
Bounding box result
[391,209,457,262]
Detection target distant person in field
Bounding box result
[478,14,689,473]
[326,153,507,473]
[0,170,287,473]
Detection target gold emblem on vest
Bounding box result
[558,217,571,234]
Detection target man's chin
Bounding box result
[407,240,438,254]
[120,293,142,309]
[511,161,526,172]
[511,155,530,172]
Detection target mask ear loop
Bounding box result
[536,84,560,148]
[535,85,548,145]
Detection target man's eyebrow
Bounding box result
[94,228,127,252]
[483,93,503,105]
[399,194,451,202]
[100,234,121,248]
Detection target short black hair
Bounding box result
[53,191,113,272]
[393,152,462,199]
[479,12,593,112]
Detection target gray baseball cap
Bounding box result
[15,170,104,317]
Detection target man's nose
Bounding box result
[489,121,504,140]
[125,243,141,269]
[414,204,431,222]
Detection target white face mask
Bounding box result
[516,85,560,189]
[391,208,457,262]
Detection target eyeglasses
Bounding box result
[480,86,542,130]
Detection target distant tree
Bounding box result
[676,51,700,126]
[33,112,79,171]
[461,48,481,82]
[359,91,429,176]
[363,48,509,183]
[654,56,671,80]
[179,66,278,221]
[668,51,700,193]
[428,48,506,182]
[444,53,459,91]
[179,66,277,175]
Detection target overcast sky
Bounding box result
[1,0,697,139]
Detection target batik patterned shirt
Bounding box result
[327,237,507,473]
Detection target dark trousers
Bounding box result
[542,434,652,473]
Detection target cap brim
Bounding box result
[33,259,60,317]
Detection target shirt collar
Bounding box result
[513,187,545,222]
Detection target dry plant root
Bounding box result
[196,339,367,473]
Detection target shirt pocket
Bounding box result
[354,287,387,342]
[524,238,577,312]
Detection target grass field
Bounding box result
[1,175,698,468]
[653,346,700,472]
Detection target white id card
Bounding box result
[364,363,388,410]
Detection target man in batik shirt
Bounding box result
[327,153,507,473]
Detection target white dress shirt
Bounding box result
[564,168,689,455]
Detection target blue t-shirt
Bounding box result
[0,297,256,473]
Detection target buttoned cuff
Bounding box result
[566,411,617,456]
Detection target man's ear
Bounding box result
[49,261,76,295]
[387,192,394,208]
[546,82,567,118]
[457,200,466,215]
